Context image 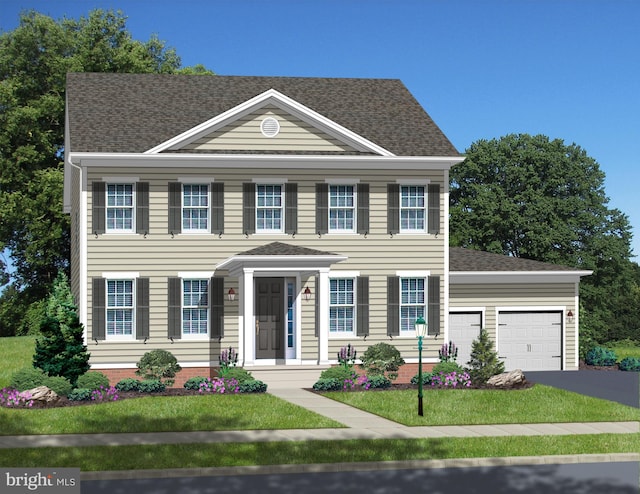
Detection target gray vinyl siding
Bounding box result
[84,167,448,366]
[183,105,362,153]
[449,283,577,369]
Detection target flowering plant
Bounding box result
[430,371,471,388]
[198,377,240,394]
[342,374,371,391]
[91,386,119,402]
[338,344,357,369]
[219,347,238,376]
[438,341,459,363]
[0,388,33,408]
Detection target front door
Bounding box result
[255,278,285,359]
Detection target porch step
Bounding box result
[250,366,328,390]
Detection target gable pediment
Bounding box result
[146,89,394,156]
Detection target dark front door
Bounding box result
[255,278,285,359]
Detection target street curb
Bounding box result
[81,453,640,481]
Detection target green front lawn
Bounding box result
[0,335,35,388]
[1,434,638,471]
[0,394,342,435]
[325,385,640,426]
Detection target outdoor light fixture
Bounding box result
[303,286,312,302]
[566,310,574,324]
[227,288,236,302]
[415,316,427,416]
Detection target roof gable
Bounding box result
[65,73,460,157]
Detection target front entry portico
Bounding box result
[216,242,347,367]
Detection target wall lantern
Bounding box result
[303,286,312,302]
[227,288,236,302]
[566,310,574,324]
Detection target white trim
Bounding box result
[396,178,431,185]
[329,270,360,278]
[178,271,215,279]
[144,89,396,156]
[102,272,140,279]
[443,169,450,341]
[253,178,288,183]
[396,270,430,277]
[177,177,215,184]
[325,178,360,184]
[450,271,592,284]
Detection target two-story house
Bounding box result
[63,73,590,385]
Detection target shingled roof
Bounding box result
[450,247,583,272]
[65,73,460,157]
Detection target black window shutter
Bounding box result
[211,182,224,235]
[387,276,400,336]
[136,277,150,340]
[356,276,369,337]
[168,277,182,340]
[92,278,106,341]
[168,182,182,234]
[428,184,440,235]
[315,183,328,235]
[387,184,399,235]
[92,182,105,235]
[210,277,224,339]
[314,275,320,338]
[243,182,256,235]
[357,183,369,235]
[428,275,440,336]
[285,182,298,234]
[136,182,149,235]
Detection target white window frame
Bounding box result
[106,278,135,339]
[182,184,210,233]
[182,278,209,339]
[400,185,426,233]
[329,184,356,233]
[106,183,135,233]
[256,184,284,233]
[399,275,427,336]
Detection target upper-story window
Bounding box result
[183,184,209,232]
[256,184,283,232]
[329,185,355,233]
[400,185,426,233]
[106,184,134,232]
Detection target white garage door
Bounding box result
[498,312,562,371]
[449,312,482,368]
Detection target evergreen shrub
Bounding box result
[76,371,110,391]
[585,347,617,366]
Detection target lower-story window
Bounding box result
[107,279,134,336]
[330,278,355,334]
[400,277,425,334]
[183,279,209,336]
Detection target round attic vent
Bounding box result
[260,117,280,137]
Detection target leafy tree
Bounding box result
[466,329,504,385]
[0,9,213,334]
[33,272,90,385]
[450,134,639,343]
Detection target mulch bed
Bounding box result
[579,360,621,371]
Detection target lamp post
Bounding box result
[415,316,427,416]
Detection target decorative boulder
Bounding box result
[26,386,60,406]
[486,369,526,389]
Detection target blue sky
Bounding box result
[1,0,639,258]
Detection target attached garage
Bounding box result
[448,312,482,367]
[498,311,563,371]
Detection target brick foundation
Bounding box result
[348,362,436,384]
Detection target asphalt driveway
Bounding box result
[527,370,640,408]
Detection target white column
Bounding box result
[318,267,330,364]
[242,268,255,366]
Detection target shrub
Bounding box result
[585,347,617,366]
[76,371,110,391]
[467,329,505,386]
[136,349,181,386]
[432,361,464,376]
[137,379,166,393]
[184,376,209,390]
[44,376,73,397]
[91,386,119,402]
[220,367,253,383]
[320,366,356,381]
[410,372,432,386]
[619,357,640,372]
[0,388,34,408]
[68,388,92,401]
[312,378,342,391]
[366,375,391,389]
[115,378,141,392]
[9,367,47,391]
[431,371,472,388]
[360,343,405,380]
[238,379,268,393]
[438,341,459,363]
[198,377,239,394]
